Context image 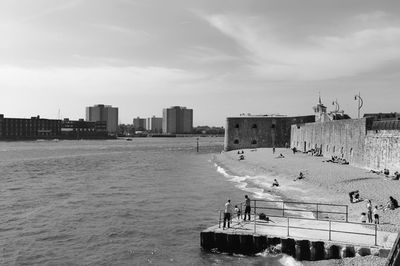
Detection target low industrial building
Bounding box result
[0,114,61,140]
[61,118,108,139]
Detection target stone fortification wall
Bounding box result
[291,118,369,167]
[224,115,315,151]
[365,130,400,172]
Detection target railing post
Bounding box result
[240,203,243,219]
[282,202,285,217]
[329,221,331,241]
[254,200,257,234]
[219,211,221,228]
[287,217,290,236]
[316,203,319,220]
[346,205,348,222]
[375,224,377,246]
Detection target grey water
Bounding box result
[0,138,292,265]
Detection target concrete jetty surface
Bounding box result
[201,216,397,261]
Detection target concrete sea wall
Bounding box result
[291,118,400,171]
[290,118,369,167]
[365,130,400,172]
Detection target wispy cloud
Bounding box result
[180,46,239,64]
[202,13,400,80]
[0,65,203,95]
[89,23,152,38]
[353,11,388,23]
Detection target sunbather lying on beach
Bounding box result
[323,156,348,164]
[369,169,382,175]
[276,153,285,158]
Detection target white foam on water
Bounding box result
[279,255,303,266]
[214,164,278,201]
[215,163,316,219]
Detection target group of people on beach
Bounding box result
[360,199,380,224]
[370,168,400,180]
[323,156,349,165]
[222,195,252,229]
[359,196,398,224]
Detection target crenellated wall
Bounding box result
[365,130,400,172]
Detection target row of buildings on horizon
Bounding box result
[0,104,223,140]
[131,106,193,134]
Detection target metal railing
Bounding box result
[245,200,348,221]
[218,199,378,246]
[254,215,378,246]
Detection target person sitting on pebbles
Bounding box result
[294,172,305,181]
[271,179,280,187]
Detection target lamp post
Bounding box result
[354,92,363,119]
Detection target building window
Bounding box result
[271,124,276,129]
[234,139,239,144]
[252,124,257,129]
[251,140,257,145]
[235,124,239,129]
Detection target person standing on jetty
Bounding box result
[244,195,251,221]
[366,200,373,223]
[223,199,232,229]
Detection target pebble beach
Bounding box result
[215,147,400,265]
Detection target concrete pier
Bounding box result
[200,219,396,261]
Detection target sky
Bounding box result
[1,0,400,126]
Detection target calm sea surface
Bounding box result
[0,138,295,266]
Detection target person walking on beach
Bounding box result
[223,199,232,229]
[244,195,251,221]
[272,147,276,154]
[366,200,373,223]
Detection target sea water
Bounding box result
[0,138,298,266]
